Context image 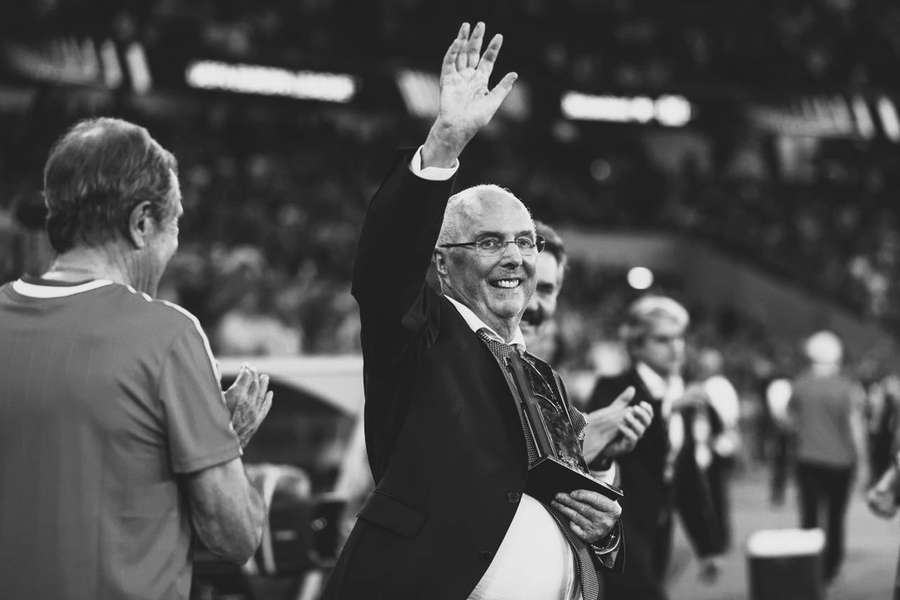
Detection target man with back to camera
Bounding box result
[323,23,654,600]
[586,296,723,600]
[0,118,273,600]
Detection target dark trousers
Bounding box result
[708,455,734,550]
[795,461,854,582]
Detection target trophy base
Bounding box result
[526,457,624,505]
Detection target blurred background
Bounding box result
[3,1,900,598]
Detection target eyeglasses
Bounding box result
[439,235,545,257]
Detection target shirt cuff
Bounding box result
[409,145,459,181]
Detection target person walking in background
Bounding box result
[688,347,741,550]
[788,330,868,584]
[586,296,723,600]
[0,118,273,600]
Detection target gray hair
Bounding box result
[620,295,690,348]
[43,117,178,253]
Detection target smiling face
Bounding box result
[435,187,536,340]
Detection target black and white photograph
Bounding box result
[2,2,900,599]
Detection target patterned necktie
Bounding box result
[477,328,601,600]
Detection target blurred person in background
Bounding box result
[865,429,900,600]
[586,296,723,600]
[766,375,795,505]
[684,347,741,550]
[324,23,633,600]
[0,118,273,600]
[214,285,302,356]
[867,373,900,485]
[788,330,868,584]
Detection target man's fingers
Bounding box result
[551,499,594,531]
[610,386,636,409]
[441,35,465,77]
[569,522,588,540]
[623,411,646,434]
[477,33,503,75]
[455,22,471,71]
[633,401,653,424]
[442,23,469,76]
[466,21,485,69]
[487,72,517,106]
[258,391,273,424]
[618,422,640,442]
[258,374,271,401]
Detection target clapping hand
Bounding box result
[421,22,518,168]
[582,387,654,462]
[224,364,273,448]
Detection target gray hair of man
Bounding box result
[433,184,534,287]
[619,294,690,351]
[804,330,843,366]
[43,117,178,254]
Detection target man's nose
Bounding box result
[498,241,524,265]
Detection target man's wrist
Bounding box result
[590,521,621,556]
[421,120,471,168]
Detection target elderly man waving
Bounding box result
[323,23,643,600]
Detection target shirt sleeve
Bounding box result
[158,325,242,474]
[408,145,459,181]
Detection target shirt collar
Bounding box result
[636,362,668,400]
[444,295,526,349]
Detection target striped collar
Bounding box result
[12,276,114,298]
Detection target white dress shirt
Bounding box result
[635,362,686,481]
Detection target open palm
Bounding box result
[436,22,517,141]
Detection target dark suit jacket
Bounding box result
[323,151,613,600]
[587,369,722,600]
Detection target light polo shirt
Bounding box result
[0,276,241,600]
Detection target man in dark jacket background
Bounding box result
[587,295,723,600]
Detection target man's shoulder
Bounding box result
[112,288,211,344]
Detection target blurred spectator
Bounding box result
[788,330,868,584]
[687,347,741,550]
[586,296,723,599]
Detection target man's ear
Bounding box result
[128,201,154,249]
[433,248,449,276]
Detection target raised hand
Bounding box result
[224,364,273,448]
[421,22,518,168]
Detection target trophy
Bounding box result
[504,352,624,505]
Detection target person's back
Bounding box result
[792,369,859,468]
[0,276,239,600]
